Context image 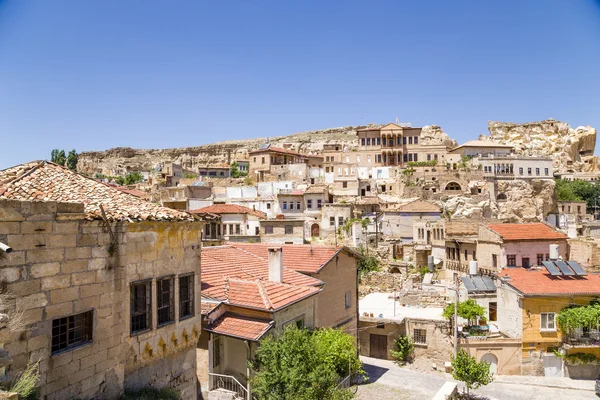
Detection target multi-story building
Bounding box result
[189,204,266,241]
[479,155,553,180]
[249,145,308,182]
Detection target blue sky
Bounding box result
[1,1,600,169]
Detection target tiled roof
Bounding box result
[189,204,266,219]
[113,187,148,199]
[499,267,600,296]
[205,312,273,341]
[230,243,343,274]
[201,245,322,310]
[200,300,221,315]
[304,185,328,194]
[487,223,568,241]
[249,146,306,157]
[0,161,194,221]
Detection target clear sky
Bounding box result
[1,0,600,169]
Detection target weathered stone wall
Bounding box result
[0,199,203,400]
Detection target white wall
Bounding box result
[188,199,213,211]
[497,283,522,338]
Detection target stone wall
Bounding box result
[0,199,203,399]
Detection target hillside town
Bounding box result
[1,118,600,399]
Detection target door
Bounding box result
[361,189,366,196]
[311,223,320,238]
[369,334,388,359]
[489,302,497,322]
[522,257,530,268]
[481,353,498,375]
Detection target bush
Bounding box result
[390,335,414,364]
[443,300,487,326]
[9,359,40,400]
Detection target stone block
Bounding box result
[56,202,84,214]
[65,247,92,260]
[41,376,69,397]
[16,292,48,312]
[41,275,71,291]
[71,343,95,361]
[0,250,25,267]
[95,269,115,283]
[0,267,20,283]
[46,382,81,400]
[0,222,20,235]
[0,205,24,222]
[9,279,40,297]
[45,302,73,319]
[45,234,77,248]
[68,365,96,385]
[53,221,80,234]
[50,287,79,304]
[80,349,108,370]
[27,334,49,352]
[26,248,64,264]
[62,259,88,273]
[80,371,106,393]
[48,353,77,373]
[30,262,61,278]
[5,340,27,356]
[78,234,98,247]
[80,284,102,298]
[21,221,53,234]
[74,296,99,313]
[92,246,110,258]
[5,234,43,250]
[21,308,43,324]
[72,271,96,286]
[88,258,107,271]
[95,357,118,372]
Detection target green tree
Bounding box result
[230,161,241,178]
[390,335,414,364]
[124,171,144,185]
[50,149,66,165]
[451,349,494,397]
[443,300,486,326]
[251,327,362,400]
[66,149,78,171]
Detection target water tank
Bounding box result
[469,261,478,276]
[427,255,435,272]
[549,244,559,260]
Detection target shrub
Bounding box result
[390,335,414,364]
[9,359,40,400]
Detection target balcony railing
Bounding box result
[565,328,600,346]
[209,373,248,399]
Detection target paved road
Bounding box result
[357,356,597,400]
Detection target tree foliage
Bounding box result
[251,327,362,400]
[555,178,600,209]
[66,150,78,170]
[116,171,145,186]
[356,246,380,281]
[50,149,66,166]
[443,300,487,326]
[557,303,600,335]
[451,349,494,396]
[390,335,414,364]
[230,161,248,178]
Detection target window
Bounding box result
[409,137,413,145]
[519,167,523,175]
[283,201,287,210]
[179,274,194,320]
[213,337,221,368]
[408,154,413,162]
[285,225,293,234]
[414,154,418,162]
[131,280,152,334]
[377,154,381,163]
[264,225,273,234]
[253,157,256,163]
[536,168,540,175]
[541,312,556,331]
[338,216,344,226]
[267,203,271,209]
[377,138,381,145]
[537,254,544,265]
[414,136,418,144]
[290,202,294,210]
[261,157,265,164]
[317,199,322,208]
[545,168,549,176]
[507,254,516,266]
[342,182,348,188]
[361,138,366,146]
[296,202,301,210]
[307,199,312,209]
[345,291,352,309]
[367,138,371,145]
[413,328,427,344]
[51,311,93,354]
[464,250,468,260]
[330,216,335,226]
[434,154,438,160]
[157,277,174,326]
[382,138,386,146]
[235,224,240,235]
[295,319,304,329]
[528,168,532,175]
[403,153,408,162]
[427,154,431,161]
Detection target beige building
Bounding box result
[0,161,205,399]
[449,140,514,158]
[249,145,308,182]
[260,219,305,244]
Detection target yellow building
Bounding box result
[498,266,600,376]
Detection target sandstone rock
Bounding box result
[495,179,556,222]
[420,125,457,148]
[486,119,597,173]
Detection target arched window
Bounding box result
[445,182,462,191]
[497,193,507,201]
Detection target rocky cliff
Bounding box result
[77,125,370,175]
[485,119,597,173]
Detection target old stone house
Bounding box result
[260,219,305,244]
[189,204,266,242]
[0,161,205,399]
[378,200,441,243]
[249,145,308,183]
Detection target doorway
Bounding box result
[481,353,498,375]
[522,257,530,268]
[369,334,388,359]
[311,223,320,238]
[489,302,497,322]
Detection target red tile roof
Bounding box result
[189,204,266,219]
[200,300,221,315]
[0,161,194,221]
[230,243,344,274]
[487,223,568,241]
[205,312,273,341]
[201,245,322,310]
[499,267,600,296]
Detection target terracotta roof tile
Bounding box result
[201,300,221,315]
[0,161,194,221]
[205,312,273,341]
[487,223,568,241]
[230,243,342,274]
[189,204,266,219]
[499,267,600,296]
[201,245,322,310]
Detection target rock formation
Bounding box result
[486,119,597,173]
[420,125,457,148]
[494,179,557,223]
[77,126,369,176]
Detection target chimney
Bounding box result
[268,247,283,283]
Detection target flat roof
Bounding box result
[359,292,446,322]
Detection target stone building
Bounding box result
[249,145,308,182]
[260,219,305,244]
[448,140,514,158]
[0,161,205,399]
[189,203,266,241]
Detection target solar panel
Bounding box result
[461,277,477,292]
[481,276,497,291]
[555,261,576,276]
[567,261,588,276]
[542,261,562,276]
